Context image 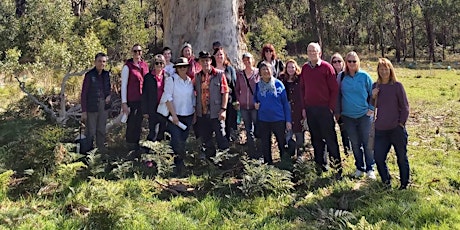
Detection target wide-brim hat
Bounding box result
[198,51,212,59]
[174,57,190,67]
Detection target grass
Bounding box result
[1,66,460,229]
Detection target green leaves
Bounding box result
[239,159,294,197]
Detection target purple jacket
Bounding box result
[235,68,259,110]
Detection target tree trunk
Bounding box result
[158,0,247,68]
[308,0,322,47]
[393,0,402,62]
[423,12,435,62]
[410,3,416,62]
[15,0,26,17]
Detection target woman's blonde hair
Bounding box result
[344,51,360,75]
[377,58,398,84]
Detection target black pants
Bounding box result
[337,117,351,152]
[258,120,286,165]
[225,103,238,141]
[306,106,342,173]
[126,101,143,144]
[197,115,229,157]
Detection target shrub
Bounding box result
[0,125,70,193]
[0,170,14,201]
[239,159,294,197]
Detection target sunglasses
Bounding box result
[155,62,164,65]
[347,60,357,63]
[264,50,273,53]
[133,50,142,53]
[176,66,188,69]
[332,60,342,64]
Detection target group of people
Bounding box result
[80,41,410,189]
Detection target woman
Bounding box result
[212,47,238,142]
[235,52,259,156]
[331,53,351,155]
[121,44,149,151]
[279,59,304,157]
[160,57,196,176]
[256,44,284,78]
[372,58,410,189]
[142,54,167,142]
[180,42,201,79]
[338,52,375,179]
[254,63,292,165]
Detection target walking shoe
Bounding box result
[398,184,408,190]
[366,170,377,180]
[353,169,364,178]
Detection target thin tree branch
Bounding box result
[15,75,58,121]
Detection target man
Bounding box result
[162,47,175,77]
[299,42,342,179]
[194,51,230,158]
[121,44,149,151]
[81,52,111,152]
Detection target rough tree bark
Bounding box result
[308,0,323,47]
[158,0,247,67]
[393,0,402,62]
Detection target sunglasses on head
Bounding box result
[332,60,342,63]
[133,50,142,53]
[347,60,357,63]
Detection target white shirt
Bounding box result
[160,73,195,116]
[121,65,129,103]
[164,63,175,77]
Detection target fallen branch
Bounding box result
[58,68,91,124]
[15,75,58,121]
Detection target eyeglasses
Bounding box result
[332,60,342,64]
[347,60,357,63]
[133,50,142,53]
[155,62,164,65]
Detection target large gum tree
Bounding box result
[158,0,247,67]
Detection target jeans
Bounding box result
[374,126,410,186]
[257,120,286,165]
[168,115,193,157]
[342,114,374,172]
[196,115,229,157]
[306,106,342,173]
[240,109,257,142]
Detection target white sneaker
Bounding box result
[353,169,364,178]
[366,170,377,180]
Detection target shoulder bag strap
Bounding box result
[242,70,254,95]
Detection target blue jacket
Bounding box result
[340,70,374,118]
[254,78,291,122]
